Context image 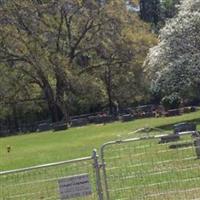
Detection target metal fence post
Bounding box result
[92,149,104,200]
[100,144,111,200]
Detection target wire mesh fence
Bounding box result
[1,129,200,200]
[0,156,99,200]
[100,133,200,200]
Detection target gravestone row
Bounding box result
[159,122,198,143]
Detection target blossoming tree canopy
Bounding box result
[144,0,200,100]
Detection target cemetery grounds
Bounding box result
[1,111,200,199]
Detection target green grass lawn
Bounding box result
[1,111,200,199]
[1,110,200,171]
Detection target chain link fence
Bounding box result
[1,129,200,200]
[0,152,101,200]
[100,131,200,200]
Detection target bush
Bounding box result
[161,93,181,110]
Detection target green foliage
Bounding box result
[0,0,157,126]
[161,93,181,110]
[144,0,200,104]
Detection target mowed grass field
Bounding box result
[1,110,200,171]
[1,110,200,199]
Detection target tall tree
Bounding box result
[144,0,200,102]
[80,0,157,113]
[0,0,157,123]
[0,0,125,121]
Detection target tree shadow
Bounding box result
[155,118,200,131]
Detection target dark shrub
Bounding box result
[161,93,181,110]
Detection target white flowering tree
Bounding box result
[144,0,200,102]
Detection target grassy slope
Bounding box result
[1,110,200,171]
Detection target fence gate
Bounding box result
[100,133,200,200]
[0,150,102,200]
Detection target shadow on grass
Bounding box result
[155,118,200,131]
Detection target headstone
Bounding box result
[159,134,180,143]
[194,139,200,159]
[88,116,98,123]
[173,123,196,134]
[121,114,134,122]
[166,109,180,117]
[70,118,89,127]
[191,106,196,112]
[169,142,194,149]
[88,115,115,124]
[37,123,52,132]
[181,106,196,113]
[135,104,155,118]
[182,107,192,113]
[0,129,10,137]
[120,107,133,115]
[98,115,115,124]
[53,122,68,131]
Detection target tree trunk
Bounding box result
[12,104,19,132]
[56,71,69,122]
[104,66,113,115]
[55,74,69,123]
[42,79,64,122]
[49,102,64,122]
